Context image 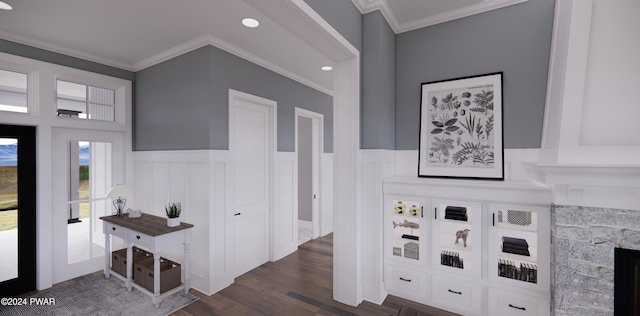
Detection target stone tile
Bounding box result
[554,225,593,241]
[553,205,591,227]
[590,226,623,248]
[620,229,640,250]
[616,210,640,231]
[567,260,605,278]
[567,240,614,267]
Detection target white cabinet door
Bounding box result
[487,203,550,292]
[384,195,429,266]
[432,199,483,278]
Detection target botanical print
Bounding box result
[426,84,495,168]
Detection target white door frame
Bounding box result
[295,108,323,239]
[228,89,277,263]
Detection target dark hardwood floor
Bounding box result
[174,234,459,316]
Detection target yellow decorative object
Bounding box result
[409,205,419,216]
[394,201,406,214]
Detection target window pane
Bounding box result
[57,80,115,122]
[88,86,114,105]
[67,141,111,265]
[57,80,86,101]
[0,69,28,113]
[88,103,115,121]
[57,99,86,114]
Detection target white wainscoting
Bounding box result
[134,150,233,295]
[361,149,396,304]
[321,153,334,237]
[134,149,308,295]
[274,152,298,261]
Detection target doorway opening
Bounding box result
[0,124,36,296]
[295,108,323,245]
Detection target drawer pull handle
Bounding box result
[112,227,116,231]
[234,212,241,216]
[136,235,141,240]
[447,289,462,295]
[509,304,526,311]
[399,277,412,282]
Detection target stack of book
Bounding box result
[441,250,464,269]
[444,206,468,221]
[498,259,537,283]
[501,236,530,256]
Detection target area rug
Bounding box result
[0,274,198,316]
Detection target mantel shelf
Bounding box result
[523,162,640,188]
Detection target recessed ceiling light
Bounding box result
[242,18,260,28]
[321,66,333,71]
[0,1,13,10]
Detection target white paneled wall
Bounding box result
[321,153,334,237]
[134,150,233,295]
[361,150,396,304]
[133,150,331,295]
[274,152,298,260]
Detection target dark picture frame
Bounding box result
[418,72,504,180]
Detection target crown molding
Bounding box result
[352,0,529,34]
[0,30,134,71]
[396,0,530,33]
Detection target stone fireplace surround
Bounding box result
[551,204,640,315]
[527,164,640,315]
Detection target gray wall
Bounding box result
[135,48,211,150]
[302,0,362,52]
[298,116,313,221]
[362,11,396,150]
[0,39,135,81]
[395,0,556,150]
[135,45,333,152]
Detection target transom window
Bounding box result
[0,69,28,113]
[56,80,115,121]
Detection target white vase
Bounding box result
[167,217,180,227]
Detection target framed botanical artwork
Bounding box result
[418,72,504,180]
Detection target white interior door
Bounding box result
[231,91,273,277]
[51,128,125,283]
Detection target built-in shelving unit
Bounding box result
[383,177,551,316]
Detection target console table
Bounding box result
[100,213,193,307]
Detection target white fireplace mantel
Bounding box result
[524,162,640,210]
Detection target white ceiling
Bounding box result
[0,0,527,95]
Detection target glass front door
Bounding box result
[0,125,36,296]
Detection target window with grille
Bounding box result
[0,69,28,113]
[56,80,116,121]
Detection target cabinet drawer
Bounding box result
[105,222,127,239]
[489,288,550,316]
[128,230,154,250]
[432,275,481,314]
[385,265,428,302]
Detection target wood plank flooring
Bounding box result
[174,234,460,316]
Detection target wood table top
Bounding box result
[100,212,193,236]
